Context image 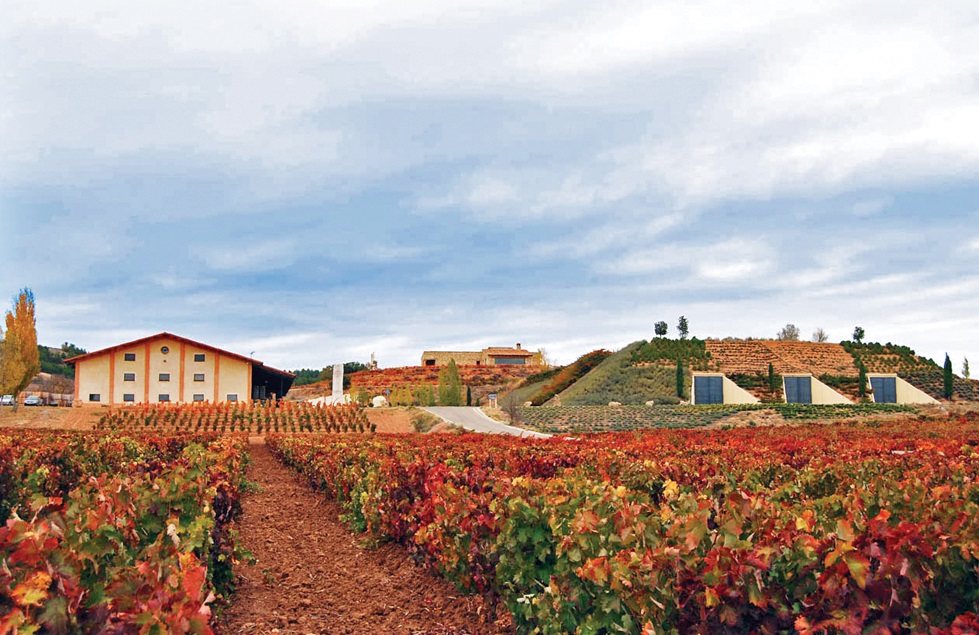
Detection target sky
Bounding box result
[2,0,978,372]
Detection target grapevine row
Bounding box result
[96,401,374,434]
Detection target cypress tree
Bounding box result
[676,359,685,399]
[943,353,954,400]
[768,362,777,396]
[858,364,867,399]
[466,385,472,406]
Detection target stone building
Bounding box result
[420,343,541,367]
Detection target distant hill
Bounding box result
[38,343,86,378]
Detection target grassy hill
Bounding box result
[555,342,686,405]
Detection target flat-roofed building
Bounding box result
[421,343,541,367]
[65,332,295,405]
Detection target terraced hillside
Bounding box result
[706,340,859,375]
[289,364,535,403]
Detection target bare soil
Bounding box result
[218,442,511,635]
[364,407,415,434]
[0,405,99,430]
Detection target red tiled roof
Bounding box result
[64,332,295,378]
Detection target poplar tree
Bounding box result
[0,289,40,411]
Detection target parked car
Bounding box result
[0,395,13,406]
[24,395,42,406]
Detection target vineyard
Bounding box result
[516,403,918,433]
[95,401,374,434]
[268,415,979,634]
[705,340,859,377]
[0,430,248,633]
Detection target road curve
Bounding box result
[422,407,551,438]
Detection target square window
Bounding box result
[158,394,170,402]
[123,373,135,382]
[193,393,205,402]
[193,373,205,382]
[194,353,205,362]
[124,353,136,361]
[159,373,170,381]
[89,393,100,402]
[123,393,135,402]
[227,394,238,402]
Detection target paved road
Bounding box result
[422,407,551,438]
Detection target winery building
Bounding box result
[65,332,295,405]
[421,343,542,367]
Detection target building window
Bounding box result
[193,373,205,382]
[194,353,205,362]
[424,359,436,366]
[158,394,170,402]
[89,393,100,402]
[124,353,136,361]
[161,346,170,354]
[227,394,238,402]
[123,393,135,402]
[159,373,170,381]
[493,357,527,365]
[193,393,205,402]
[123,373,135,382]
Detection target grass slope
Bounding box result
[556,341,685,406]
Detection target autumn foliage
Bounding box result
[0,289,40,402]
[0,431,249,633]
[268,415,979,634]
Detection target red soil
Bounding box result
[218,443,511,635]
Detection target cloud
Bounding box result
[3,0,978,374]
[196,239,297,273]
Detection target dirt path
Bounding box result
[219,443,509,635]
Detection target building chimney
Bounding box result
[516,343,521,350]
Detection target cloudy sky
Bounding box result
[2,0,977,371]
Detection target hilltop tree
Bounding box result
[852,326,865,344]
[812,327,829,343]
[438,359,463,406]
[963,357,970,380]
[677,316,689,340]
[0,289,40,411]
[654,321,668,337]
[776,324,800,341]
[943,354,954,400]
